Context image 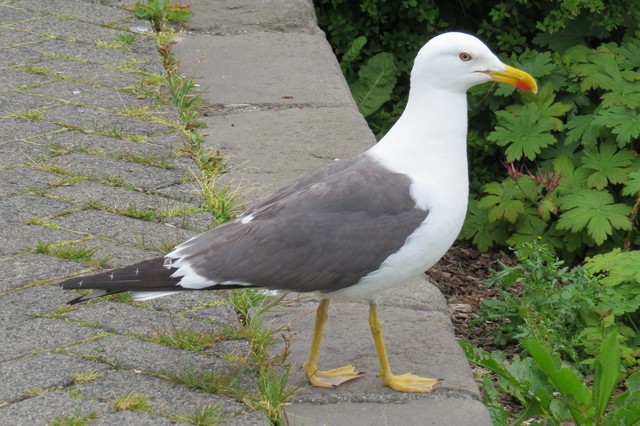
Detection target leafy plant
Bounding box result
[340,37,398,119]
[476,242,599,362]
[464,331,640,425]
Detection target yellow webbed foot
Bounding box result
[381,373,442,393]
[304,364,363,388]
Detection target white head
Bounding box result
[410,32,537,95]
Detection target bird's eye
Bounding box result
[459,52,473,61]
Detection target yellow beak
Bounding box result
[488,64,538,94]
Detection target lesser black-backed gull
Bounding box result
[60,32,537,393]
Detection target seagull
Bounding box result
[60,32,536,393]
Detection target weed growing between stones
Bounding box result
[169,402,226,425]
[112,392,152,412]
[49,411,99,426]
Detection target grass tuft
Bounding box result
[112,393,152,412]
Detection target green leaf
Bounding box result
[340,36,367,74]
[581,143,635,189]
[557,190,632,245]
[522,339,592,423]
[606,371,640,426]
[488,103,557,161]
[622,170,640,196]
[349,52,397,117]
[592,106,640,147]
[593,329,620,419]
[460,200,509,251]
[565,114,600,146]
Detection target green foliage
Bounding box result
[476,242,600,361]
[340,37,397,117]
[464,323,640,424]
[316,0,640,260]
[479,242,640,369]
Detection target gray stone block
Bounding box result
[50,152,183,191]
[0,283,78,324]
[63,300,228,338]
[0,4,33,25]
[0,118,62,143]
[0,318,102,362]
[34,58,141,88]
[173,32,356,107]
[0,140,51,167]
[48,180,194,213]
[185,0,318,34]
[0,254,85,292]
[45,129,182,163]
[15,0,131,24]
[42,104,174,140]
[35,39,163,73]
[0,91,60,117]
[0,391,111,426]
[0,352,113,404]
[51,209,194,249]
[0,68,52,91]
[0,194,75,225]
[90,410,189,426]
[0,225,81,257]
[66,238,159,269]
[0,26,48,47]
[0,167,61,198]
[72,370,246,418]
[285,398,492,426]
[0,44,43,67]
[15,15,122,46]
[68,335,251,380]
[26,80,152,112]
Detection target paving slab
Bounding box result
[0,318,102,362]
[0,167,61,198]
[51,209,194,249]
[184,0,318,34]
[0,225,82,257]
[0,118,62,143]
[25,79,153,111]
[173,31,357,107]
[63,299,227,338]
[72,370,246,419]
[0,91,60,117]
[285,398,492,426]
[68,334,252,383]
[0,391,111,426]
[0,68,53,91]
[0,254,85,292]
[41,104,174,139]
[0,352,113,404]
[0,194,75,225]
[0,283,80,324]
[14,0,131,24]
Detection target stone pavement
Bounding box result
[0,0,491,425]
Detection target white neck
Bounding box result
[368,87,470,210]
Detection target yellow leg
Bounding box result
[302,299,363,388]
[369,303,442,392]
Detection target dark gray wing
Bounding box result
[174,154,429,293]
